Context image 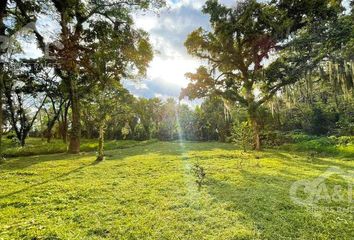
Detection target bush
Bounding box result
[5,132,20,146]
[261,131,291,147]
[231,121,253,151]
[328,135,354,146]
[157,122,176,141]
[288,132,316,143]
[335,108,354,135]
[121,122,131,140]
[133,124,149,141]
[191,163,206,190]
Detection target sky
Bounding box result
[124,0,236,102]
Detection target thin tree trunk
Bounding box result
[97,124,105,161]
[20,137,25,147]
[62,121,68,143]
[0,75,3,156]
[246,82,261,150]
[44,97,65,143]
[68,77,80,153]
[46,132,52,143]
[59,121,68,143]
[45,109,63,143]
[60,100,70,143]
[249,110,261,151]
[0,0,7,157]
[253,120,261,151]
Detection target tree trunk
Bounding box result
[20,137,26,147]
[59,121,68,143]
[253,120,261,151]
[249,110,261,151]
[68,77,80,153]
[60,100,70,143]
[97,124,105,161]
[45,130,52,143]
[0,0,7,157]
[0,75,3,156]
[45,114,61,143]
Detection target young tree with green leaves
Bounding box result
[82,84,132,161]
[81,16,153,159]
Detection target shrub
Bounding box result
[261,131,291,147]
[191,163,206,190]
[133,124,149,141]
[231,121,253,151]
[288,132,316,143]
[335,113,354,136]
[121,122,131,140]
[157,122,176,141]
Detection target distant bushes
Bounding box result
[261,131,292,147]
[133,124,149,141]
[279,133,354,157]
[1,138,157,158]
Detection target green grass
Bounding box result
[0,141,353,239]
[1,138,157,157]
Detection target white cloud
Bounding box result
[129,0,281,99]
[130,1,210,98]
[166,0,205,10]
[147,56,200,87]
[134,14,159,31]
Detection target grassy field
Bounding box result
[0,141,353,239]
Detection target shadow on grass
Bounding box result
[1,141,237,170]
[0,141,160,170]
[205,171,306,239]
[0,159,102,200]
[0,153,89,170]
[265,149,353,172]
[0,142,239,199]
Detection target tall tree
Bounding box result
[3,72,47,146]
[81,22,154,160]
[27,0,164,153]
[0,0,6,156]
[181,0,343,149]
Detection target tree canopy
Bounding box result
[181,0,347,149]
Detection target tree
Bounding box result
[3,74,47,146]
[0,0,42,154]
[0,0,6,156]
[81,18,153,159]
[25,0,165,153]
[157,98,177,141]
[176,103,195,140]
[133,98,162,139]
[231,121,253,152]
[181,0,343,150]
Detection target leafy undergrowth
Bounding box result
[1,138,157,157]
[0,142,353,239]
[279,134,354,158]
